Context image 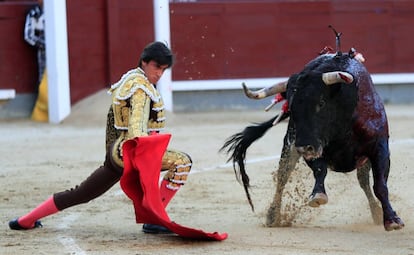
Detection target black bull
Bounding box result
[220,52,405,231]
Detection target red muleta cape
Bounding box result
[120,133,228,241]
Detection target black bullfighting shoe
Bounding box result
[142,223,173,234]
[9,218,43,230]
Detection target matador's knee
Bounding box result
[163,152,192,190]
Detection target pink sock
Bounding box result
[18,196,59,228]
[159,180,178,208]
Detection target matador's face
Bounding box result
[141,60,169,85]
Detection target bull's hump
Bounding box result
[346,59,368,79]
[311,53,363,74]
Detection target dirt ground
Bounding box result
[1,90,413,255]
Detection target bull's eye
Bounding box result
[316,99,326,112]
[319,99,326,108]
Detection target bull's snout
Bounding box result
[296,145,322,160]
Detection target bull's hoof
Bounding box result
[308,192,328,207]
[384,216,405,231]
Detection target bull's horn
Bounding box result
[242,81,287,99]
[322,71,354,85]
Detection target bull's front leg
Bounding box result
[370,138,404,231]
[306,158,328,207]
[266,136,300,227]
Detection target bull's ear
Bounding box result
[322,71,353,85]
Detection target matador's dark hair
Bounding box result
[139,41,174,68]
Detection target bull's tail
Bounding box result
[219,115,281,211]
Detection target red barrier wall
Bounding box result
[1,0,414,105]
[170,1,414,80]
[0,1,38,94]
[66,0,154,103]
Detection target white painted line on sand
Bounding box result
[191,155,280,174]
[56,214,87,255]
[112,155,281,198]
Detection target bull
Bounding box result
[220,30,404,231]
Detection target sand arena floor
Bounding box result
[1,90,413,255]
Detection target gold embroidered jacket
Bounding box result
[107,68,166,167]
